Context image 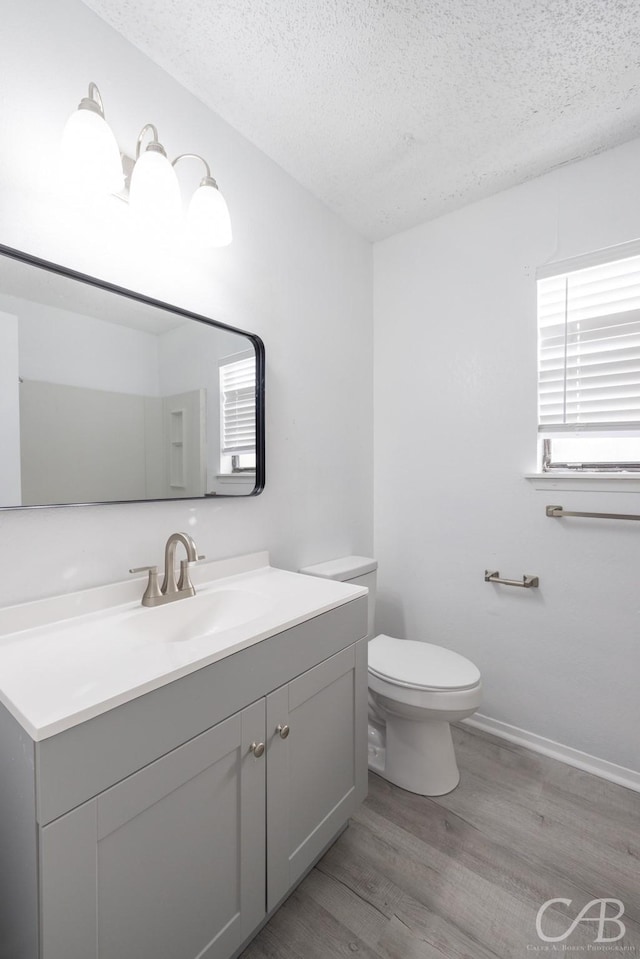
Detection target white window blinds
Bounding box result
[220,352,256,454]
[538,252,640,433]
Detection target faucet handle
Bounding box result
[177,556,205,594]
[129,566,162,606]
[176,554,205,593]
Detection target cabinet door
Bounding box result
[266,639,368,910]
[40,701,266,959]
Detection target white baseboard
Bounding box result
[463,713,640,794]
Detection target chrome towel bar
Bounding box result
[484,570,539,589]
[546,505,640,522]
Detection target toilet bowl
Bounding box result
[368,634,481,795]
[300,556,482,797]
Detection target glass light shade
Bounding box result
[187,182,233,248]
[59,108,124,196]
[129,149,182,229]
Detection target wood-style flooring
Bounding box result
[241,724,640,959]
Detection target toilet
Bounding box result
[300,556,482,796]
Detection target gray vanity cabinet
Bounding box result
[266,641,368,911]
[0,595,368,959]
[39,642,367,958]
[40,700,267,959]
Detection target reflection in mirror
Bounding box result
[0,247,264,507]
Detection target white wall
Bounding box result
[0,0,372,605]
[14,299,161,395]
[374,137,640,773]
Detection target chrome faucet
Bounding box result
[130,532,205,607]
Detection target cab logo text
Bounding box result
[534,898,626,945]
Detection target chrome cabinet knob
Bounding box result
[276,724,290,740]
[249,741,265,758]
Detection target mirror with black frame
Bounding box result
[0,246,265,508]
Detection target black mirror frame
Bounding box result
[0,243,265,508]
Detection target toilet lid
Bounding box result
[368,634,481,691]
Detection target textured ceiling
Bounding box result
[80,0,640,240]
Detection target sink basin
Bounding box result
[0,551,367,740]
[56,583,273,650]
[161,586,272,641]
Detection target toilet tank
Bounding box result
[300,556,378,639]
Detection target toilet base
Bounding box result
[367,717,461,797]
[367,719,386,776]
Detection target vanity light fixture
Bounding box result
[59,83,124,196]
[61,83,233,247]
[129,124,182,230]
[173,154,233,248]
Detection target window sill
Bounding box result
[525,473,640,493]
[213,472,257,491]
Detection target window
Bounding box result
[219,351,256,473]
[537,243,640,472]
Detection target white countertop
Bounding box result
[0,552,366,741]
